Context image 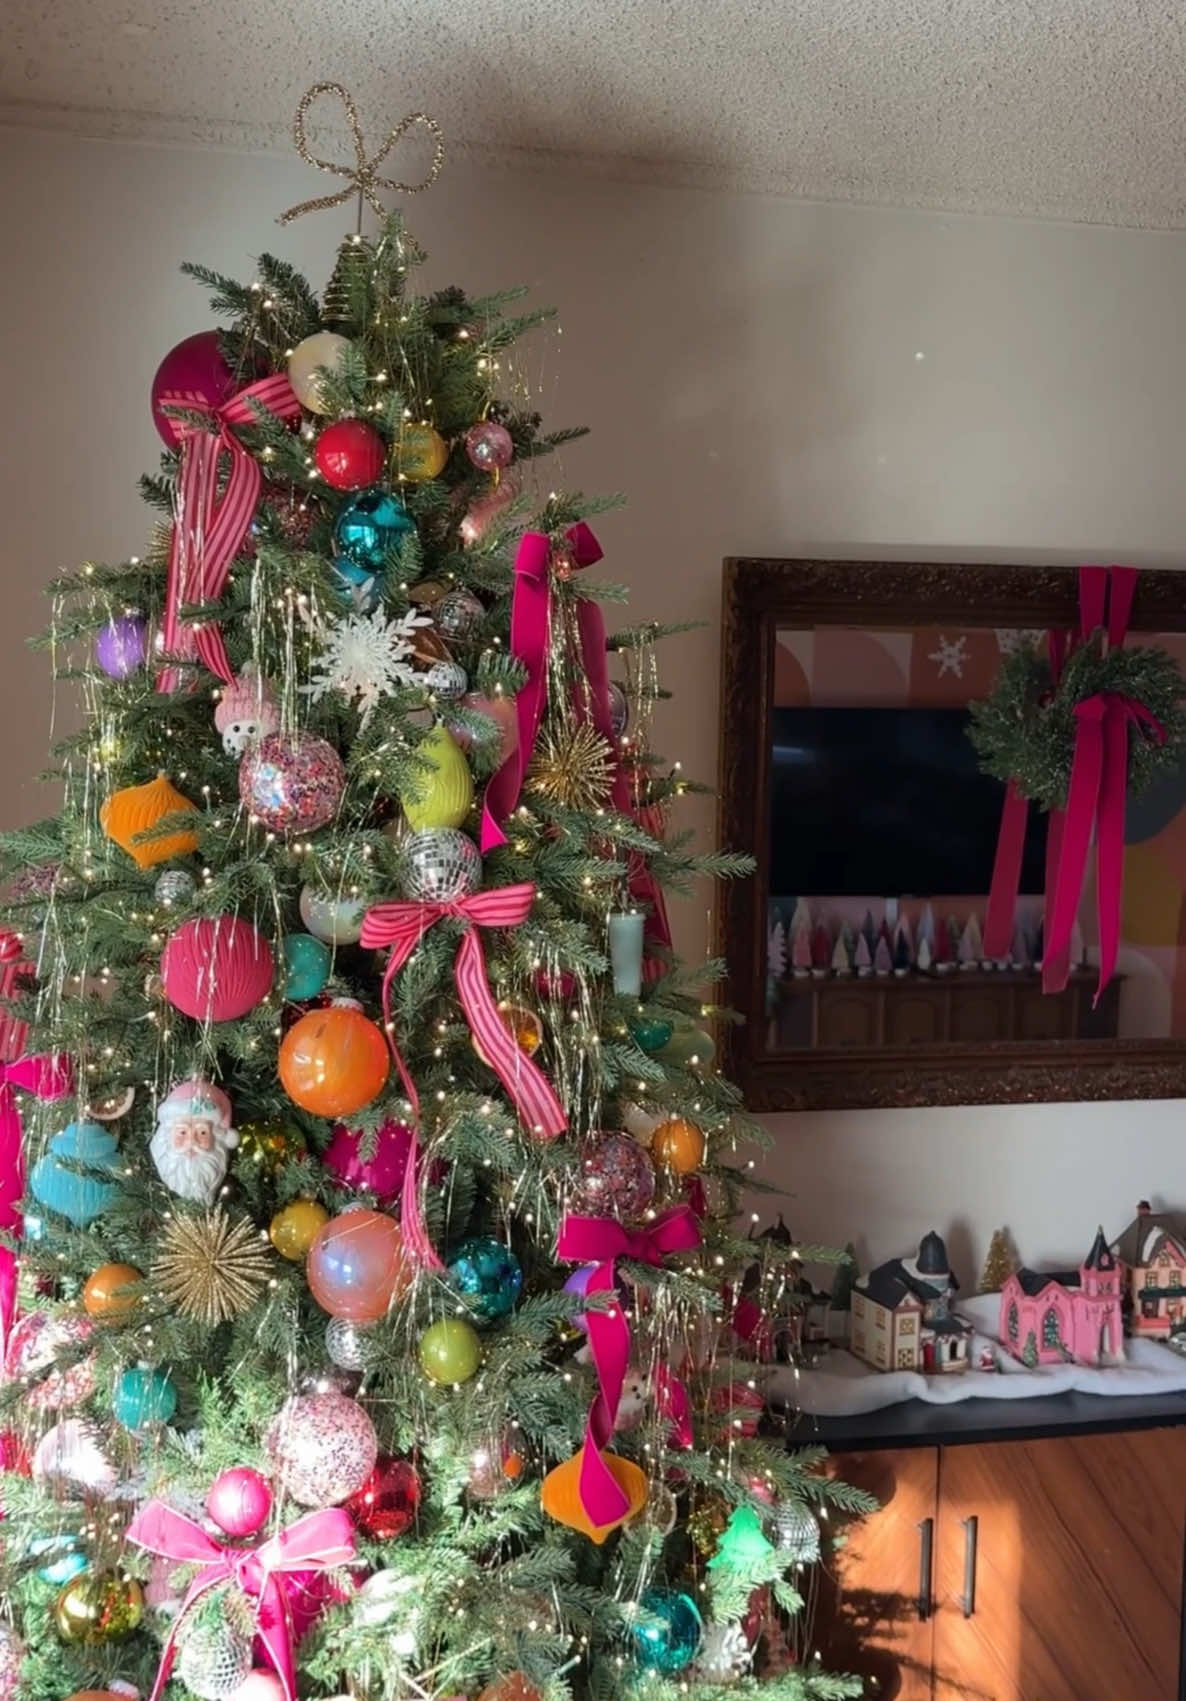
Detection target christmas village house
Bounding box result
[1110,1201,1186,1339]
[998,1229,1124,1367]
[849,1231,973,1373]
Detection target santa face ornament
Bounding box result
[151,1078,239,1204]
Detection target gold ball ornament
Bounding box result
[82,1261,143,1319]
[237,1121,307,1174]
[270,1198,330,1260]
[400,723,474,831]
[397,423,449,482]
[474,1001,544,1064]
[687,1492,730,1556]
[287,330,352,414]
[650,1116,706,1175]
[55,1570,144,1643]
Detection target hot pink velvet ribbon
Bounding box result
[557,1205,700,1527]
[361,886,568,1269]
[157,372,302,691]
[480,531,553,851]
[653,1361,693,1449]
[127,1499,355,1701]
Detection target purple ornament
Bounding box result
[563,1263,597,1334]
[206,1466,272,1537]
[323,1120,413,1208]
[577,1132,656,1220]
[239,732,346,834]
[95,616,148,680]
[151,330,236,449]
[464,420,514,472]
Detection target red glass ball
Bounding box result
[314,420,387,491]
[345,1453,421,1539]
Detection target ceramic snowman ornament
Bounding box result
[214,668,280,758]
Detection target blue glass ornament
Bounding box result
[447,1236,523,1324]
[333,487,413,572]
[631,1588,703,1673]
[29,1123,121,1228]
[631,1013,674,1053]
[30,1536,87,1585]
[282,932,332,1002]
[113,1366,177,1430]
[333,556,381,614]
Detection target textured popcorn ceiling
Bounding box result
[3,0,1186,227]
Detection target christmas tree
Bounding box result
[978,1228,1020,1293]
[0,102,868,1701]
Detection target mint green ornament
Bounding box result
[707,1504,775,1570]
[113,1366,177,1430]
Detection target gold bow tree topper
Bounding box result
[280,81,445,228]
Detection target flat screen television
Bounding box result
[769,705,1048,898]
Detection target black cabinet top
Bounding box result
[778,1388,1186,1452]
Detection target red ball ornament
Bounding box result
[345,1453,421,1538]
[151,330,235,448]
[314,420,387,491]
[161,915,274,1023]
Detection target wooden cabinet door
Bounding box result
[933,1428,1186,1701]
[815,1448,939,1701]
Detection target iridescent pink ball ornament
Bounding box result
[323,1120,413,1207]
[239,732,346,834]
[576,1132,656,1220]
[206,1466,272,1538]
[459,466,521,547]
[263,1392,377,1506]
[464,420,514,471]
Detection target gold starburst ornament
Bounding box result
[153,1208,272,1327]
[528,723,614,813]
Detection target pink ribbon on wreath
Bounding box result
[557,1205,700,1525]
[126,1499,355,1701]
[361,886,568,1269]
[157,372,302,691]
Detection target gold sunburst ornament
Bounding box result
[528,723,615,813]
[153,1208,272,1327]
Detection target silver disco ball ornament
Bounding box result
[402,829,482,903]
[776,1501,821,1564]
[434,588,485,643]
[175,1618,254,1699]
[325,1316,370,1371]
[153,868,196,908]
[607,681,629,740]
[422,659,469,701]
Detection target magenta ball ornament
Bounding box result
[239,732,346,834]
[95,615,148,680]
[323,1120,413,1207]
[264,1391,378,1506]
[151,330,235,448]
[576,1132,656,1220]
[464,420,513,471]
[160,915,274,1022]
[307,1207,411,1322]
[206,1466,273,1538]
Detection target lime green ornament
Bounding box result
[707,1504,775,1571]
[419,1317,482,1384]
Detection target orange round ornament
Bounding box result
[82,1262,143,1319]
[477,1674,544,1701]
[650,1116,705,1175]
[66,1694,128,1701]
[278,1003,389,1118]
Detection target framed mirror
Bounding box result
[718,558,1186,1110]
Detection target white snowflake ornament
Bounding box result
[302,605,432,728]
[696,1621,752,1684]
[928,633,968,678]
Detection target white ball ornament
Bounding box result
[299,884,366,945]
[287,331,352,415]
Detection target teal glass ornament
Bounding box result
[333,555,381,614]
[632,1588,703,1673]
[282,932,331,1002]
[447,1236,523,1324]
[29,1122,121,1227]
[660,1025,716,1068]
[31,1536,87,1585]
[333,488,413,572]
[113,1366,177,1430]
[631,1012,674,1054]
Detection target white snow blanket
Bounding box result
[766,1293,1186,1416]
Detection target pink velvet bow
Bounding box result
[157,372,302,691]
[361,885,568,1269]
[557,1205,700,1526]
[126,1499,355,1701]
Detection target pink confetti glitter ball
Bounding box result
[239,732,346,835]
[0,1624,20,1701]
[323,1120,413,1207]
[576,1132,656,1221]
[464,420,514,471]
[229,1674,286,1701]
[160,915,274,1022]
[4,1311,96,1411]
[263,1391,377,1506]
[206,1466,273,1537]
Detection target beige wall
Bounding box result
[4,127,1186,1285]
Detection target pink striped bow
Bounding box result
[127,1499,355,1701]
[157,372,302,691]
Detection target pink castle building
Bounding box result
[998,1228,1124,1368]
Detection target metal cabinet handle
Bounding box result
[961,1515,979,1618]
[917,1517,934,1621]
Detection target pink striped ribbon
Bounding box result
[157,372,302,691]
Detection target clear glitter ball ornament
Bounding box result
[154,868,196,907]
[402,829,482,903]
[696,1621,752,1685]
[776,1501,821,1563]
[325,1316,370,1370]
[433,588,485,643]
[175,1617,254,1699]
[422,659,469,701]
[263,1391,377,1505]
